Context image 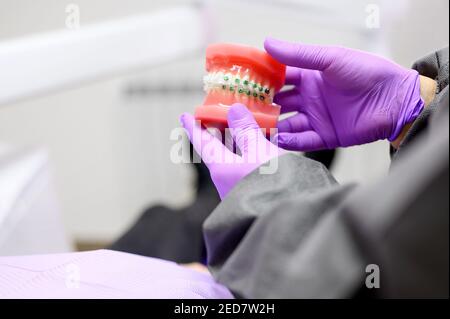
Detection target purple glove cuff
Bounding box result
[388,71,425,142]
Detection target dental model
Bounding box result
[195,43,286,131]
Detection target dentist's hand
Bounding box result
[180,103,284,199]
[264,38,425,151]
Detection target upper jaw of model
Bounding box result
[203,71,275,104]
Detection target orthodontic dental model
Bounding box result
[195,43,286,131]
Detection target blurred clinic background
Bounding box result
[0,0,448,253]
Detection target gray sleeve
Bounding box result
[412,47,448,92]
[203,154,366,298]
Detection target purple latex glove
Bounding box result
[264,37,425,151]
[181,103,284,199]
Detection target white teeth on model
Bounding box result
[203,71,275,104]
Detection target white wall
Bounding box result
[0,0,448,242]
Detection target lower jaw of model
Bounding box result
[195,69,281,132]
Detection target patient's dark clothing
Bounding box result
[204,48,449,298]
[305,149,336,170]
[110,163,219,263]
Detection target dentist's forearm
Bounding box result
[391,75,437,149]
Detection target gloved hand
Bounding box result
[264,37,425,151]
[180,103,284,199]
